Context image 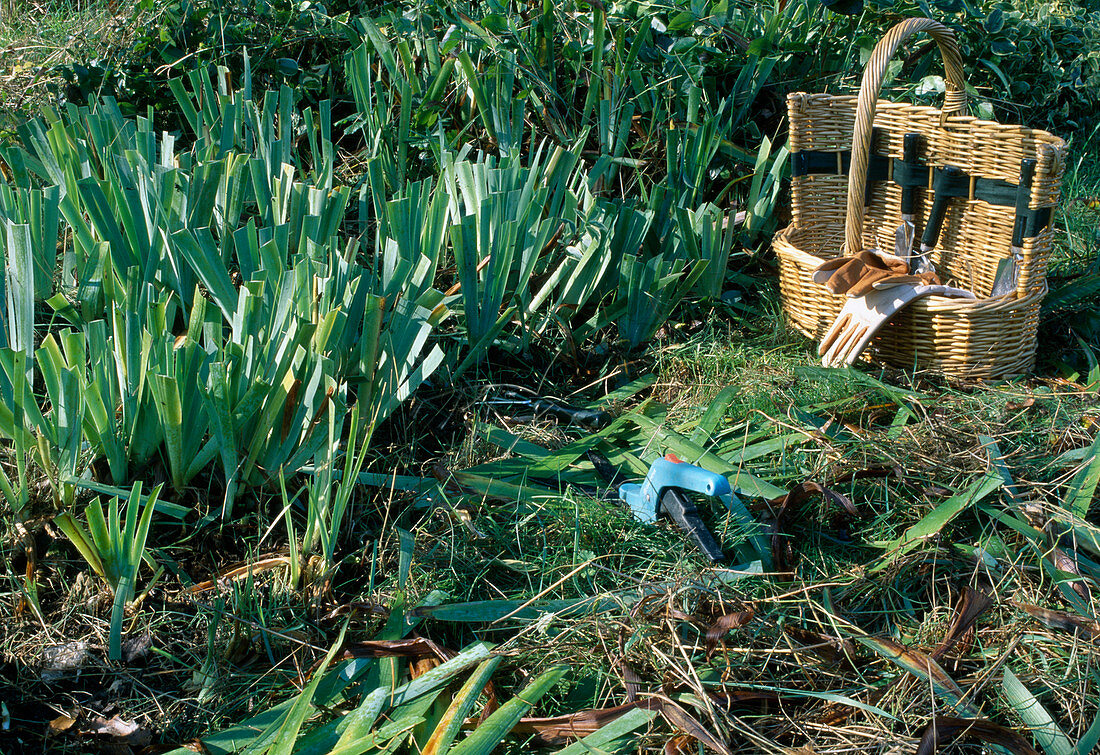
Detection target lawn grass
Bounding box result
[7,177,1099,753]
[0,0,133,119]
[6,278,1100,754]
[1,0,1099,752]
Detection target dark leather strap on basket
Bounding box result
[790,151,891,182]
[790,128,891,207]
[791,152,1053,238]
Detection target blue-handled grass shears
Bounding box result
[589,451,744,564]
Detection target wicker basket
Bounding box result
[774,17,1065,380]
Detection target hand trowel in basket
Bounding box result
[990,158,1038,297]
[894,133,959,277]
[894,133,920,266]
[914,163,966,275]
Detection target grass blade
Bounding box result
[421,656,503,755]
[4,224,34,362]
[1073,674,1100,754]
[253,622,348,755]
[330,688,388,753]
[449,665,568,755]
[550,706,658,755]
[1002,669,1074,755]
[388,642,496,709]
[53,513,106,579]
[854,635,978,717]
[871,472,1003,574]
[1063,430,1100,519]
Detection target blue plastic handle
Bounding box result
[619,457,732,523]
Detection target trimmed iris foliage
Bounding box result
[0,4,789,665]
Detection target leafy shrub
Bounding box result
[50,0,364,129]
[852,0,1100,138]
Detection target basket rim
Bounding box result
[786,91,1068,151]
[773,223,1048,314]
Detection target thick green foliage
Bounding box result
[0,82,445,520]
[0,36,775,588]
[908,0,1100,135]
[55,0,1100,144]
[4,4,1097,752]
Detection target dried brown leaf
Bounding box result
[321,602,388,621]
[668,608,699,624]
[617,659,644,703]
[856,635,968,707]
[47,715,76,737]
[931,585,994,661]
[783,626,856,668]
[281,379,301,442]
[40,641,89,682]
[410,656,441,679]
[820,705,857,728]
[87,715,152,747]
[478,678,500,725]
[704,609,755,655]
[1051,547,1093,602]
[121,631,152,665]
[184,556,292,594]
[911,481,955,497]
[829,464,902,487]
[343,637,450,661]
[914,716,1039,755]
[664,734,695,754]
[770,481,852,513]
[1012,601,1100,638]
[656,697,732,755]
[768,481,856,570]
[512,701,659,744]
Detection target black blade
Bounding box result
[659,488,727,564]
[500,390,610,428]
[585,450,632,488]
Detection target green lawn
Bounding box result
[1,1,1100,753]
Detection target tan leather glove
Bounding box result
[853,270,941,295]
[812,250,911,295]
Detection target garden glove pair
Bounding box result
[812,250,973,367]
[812,250,940,297]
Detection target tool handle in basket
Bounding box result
[900,133,921,216]
[920,165,963,251]
[1012,159,1038,248]
[845,18,969,255]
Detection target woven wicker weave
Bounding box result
[775,18,1065,380]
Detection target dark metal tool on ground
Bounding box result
[590,452,732,563]
[485,387,610,428]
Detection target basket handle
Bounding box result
[844,18,968,254]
